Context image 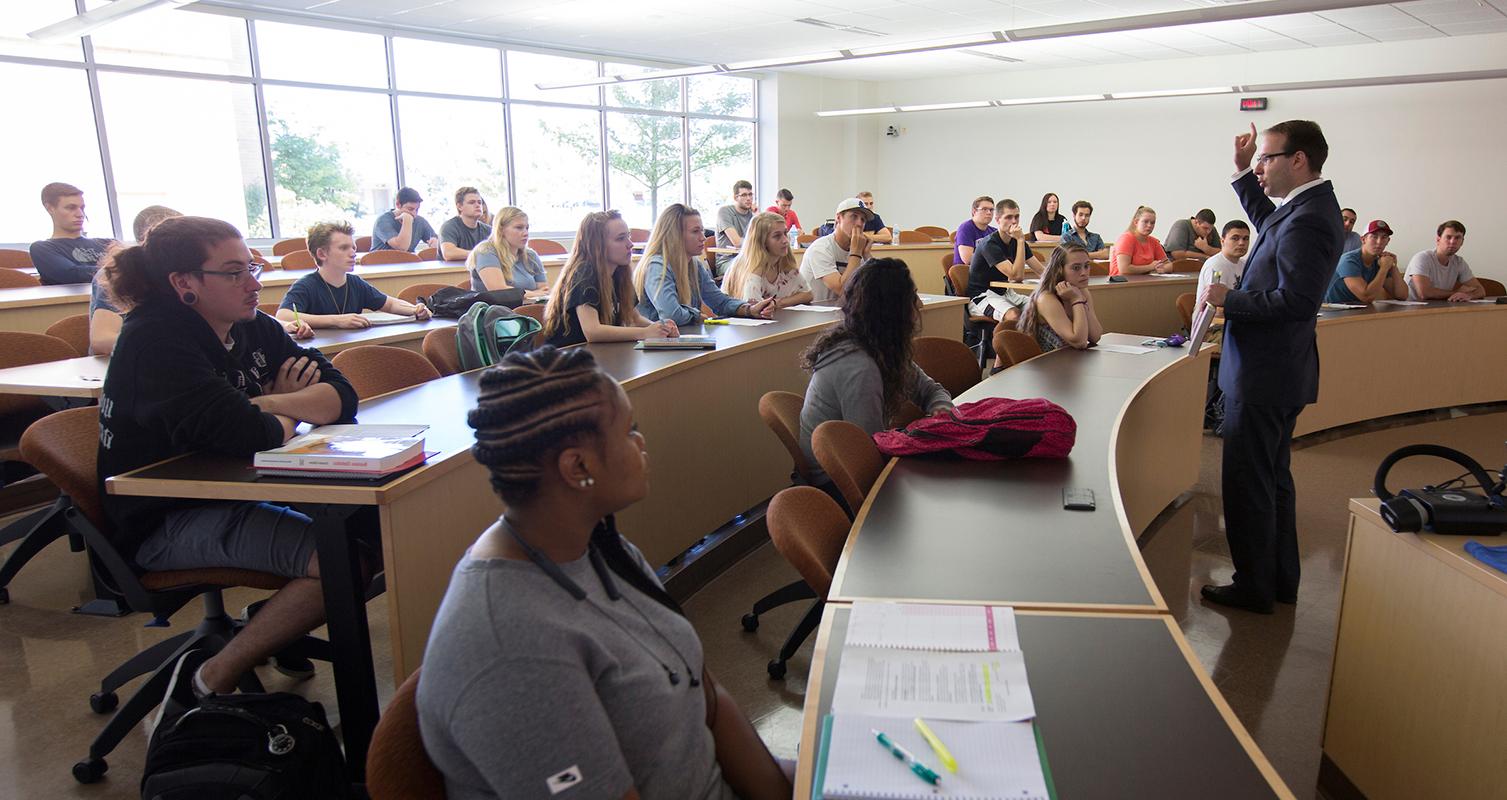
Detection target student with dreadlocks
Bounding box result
[417,346,791,800]
[798,257,954,487]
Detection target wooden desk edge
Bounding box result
[1347,498,1507,599]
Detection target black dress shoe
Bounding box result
[1200,583,1274,614]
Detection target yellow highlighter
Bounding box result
[913,718,958,774]
[292,303,301,325]
[703,318,732,326]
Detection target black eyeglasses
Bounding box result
[193,264,263,286]
[1255,151,1296,166]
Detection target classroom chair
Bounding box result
[0,268,41,289]
[532,239,567,256]
[992,328,1043,370]
[422,328,462,376]
[398,282,449,305]
[355,235,373,253]
[812,420,885,516]
[510,303,549,350]
[257,302,281,317]
[271,237,307,257]
[18,407,333,785]
[912,336,982,397]
[1177,292,1196,331]
[630,227,650,244]
[0,250,34,270]
[1479,277,1505,297]
[417,247,440,262]
[331,345,441,400]
[915,225,950,241]
[1089,259,1111,276]
[360,250,422,266]
[896,230,931,244]
[45,314,91,357]
[703,235,717,254]
[454,280,470,290]
[280,250,316,271]
[1169,258,1203,273]
[796,233,817,246]
[367,668,446,799]
[761,486,851,680]
[939,252,956,294]
[946,264,996,370]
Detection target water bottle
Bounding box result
[891,227,900,246]
[789,224,800,250]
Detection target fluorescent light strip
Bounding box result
[1109,86,1232,99]
[28,0,192,41]
[896,100,993,112]
[533,0,1396,90]
[996,94,1104,105]
[815,106,902,117]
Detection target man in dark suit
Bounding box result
[1199,120,1342,614]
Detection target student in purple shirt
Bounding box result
[954,196,996,265]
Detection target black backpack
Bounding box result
[423,286,525,318]
[141,692,350,800]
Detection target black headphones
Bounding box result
[1374,444,1507,534]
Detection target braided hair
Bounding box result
[467,345,683,615]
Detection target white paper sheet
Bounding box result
[847,603,1019,653]
[832,648,1036,722]
[1094,343,1157,355]
[785,304,841,312]
[1374,299,1428,306]
[822,714,1049,800]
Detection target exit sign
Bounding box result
[1240,97,1268,111]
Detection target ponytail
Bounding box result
[105,216,243,308]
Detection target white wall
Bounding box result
[768,32,1507,280]
[763,73,880,227]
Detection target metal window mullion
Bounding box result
[502,52,516,205]
[386,36,404,191]
[248,18,281,239]
[79,14,124,241]
[598,62,609,211]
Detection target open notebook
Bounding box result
[816,714,1052,800]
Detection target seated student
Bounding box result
[965,199,1034,322]
[722,212,813,309]
[1325,219,1406,304]
[767,188,802,235]
[1111,206,1172,276]
[31,182,116,285]
[440,187,492,262]
[799,258,953,485]
[798,198,874,303]
[418,345,791,800]
[371,187,439,253]
[276,221,431,329]
[714,180,757,277]
[1017,244,1102,353]
[1406,219,1484,302]
[97,216,368,699]
[635,204,774,326]
[541,210,678,348]
[1027,193,1065,244]
[953,195,995,265]
[1340,208,1361,254]
[1060,200,1110,258]
[468,206,549,295]
[1196,220,1251,302]
[478,196,493,227]
[856,191,893,242]
[1163,209,1221,260]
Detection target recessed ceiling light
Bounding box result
[794,18,888,37]
[1108,86,1232,98]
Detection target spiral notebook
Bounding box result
[815,714,1053,800]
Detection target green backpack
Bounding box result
[456,303,542,370]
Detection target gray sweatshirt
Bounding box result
[799,339,953,483]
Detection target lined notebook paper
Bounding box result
[847,603,1020,652]
[785,304,841,312]
[832,648,1036,722]
[820,714,1050,800]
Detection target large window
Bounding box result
[0,64,107,243]
[0,11,755,242]
[264,86,396,237]
[98,73,270,239]
[511,106,603,232]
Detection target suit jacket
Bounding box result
[1218,171,1343,406]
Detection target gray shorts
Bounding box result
[133,502,318,579]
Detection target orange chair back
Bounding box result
[630,228,650,243]
[1176,292,1196,330]
[796,233,817,246]
[812,420,885,515]
[758,391,813,483]
[911,336,980,397]
[361,250,422,266]
[398,283,449,305]
[896,230,931,244]
[992,328,1043,370]
[366,668,446,800]
[914,225,950,240]
[421,328,462,376]
[0,332,81,418]
[1169,258,1203,273]
[280,250,316,271]
[946,264,970,297]
[416,247,439,262]
[703,235,716,253]
[1089,259,1111,276]
[940,252,956,278]
[531,239,567,256]
[271,238,307,257]
[257,302,281,317]
[0,268,41,289]
[1479,277,1506,297]
[0,250,34,270]
[331,345,441,400]
[18,406,108,529]
[44,314,91,357]
[355,235,373,253]
[767,486,850,596]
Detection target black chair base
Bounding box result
[768,599,824,680]
[740,579,823,680]
[741,578,817,632]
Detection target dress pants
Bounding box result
[1221,399,1304,604]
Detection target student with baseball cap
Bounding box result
[1324,219,1406,304]
[798,197,874,303]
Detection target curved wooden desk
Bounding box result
[991,274,1196,337]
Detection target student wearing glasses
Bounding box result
[275,221,431,330]
[714,181,757,277]
[953,196,996,266]
[98,216,370,700]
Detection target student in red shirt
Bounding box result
[1111,205,1172,276]
[766,188,801,235]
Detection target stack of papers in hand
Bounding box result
[254,424,428,478]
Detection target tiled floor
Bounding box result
[3,408,1503,798]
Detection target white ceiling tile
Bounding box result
[1366,26,1447,40]
[1313,6,1428,29]
[1296,30,1379,45]
[1423,8,1507,23]
[1437,17,1507,33]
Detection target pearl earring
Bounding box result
[579,476,595,488]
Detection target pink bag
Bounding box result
[872,397,1076,460]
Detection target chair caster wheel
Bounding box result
[767,659,787,680]
[741,613,759,632]
[90,692,118,714]
[73,757,108,784]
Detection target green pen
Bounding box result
[291,302,301,325]
[872,728,941,786]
